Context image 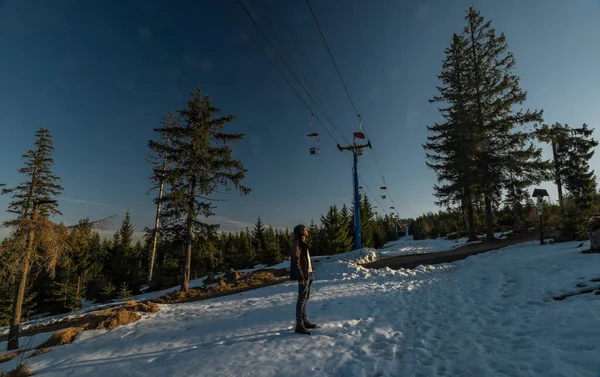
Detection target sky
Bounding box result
[1,0,600,240]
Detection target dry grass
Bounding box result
[123,301,159,313]
[27,348,51,359]
[154,268,289,304]
[0,351,23,365]
[36,326,86,349]
[0,301,159,346]
[0,362,33,377]
[95,309,140,331]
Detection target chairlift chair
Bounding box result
[307,132,320,156]
[380,186,387,199]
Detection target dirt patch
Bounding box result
[154,268,289,305]
[0,351,24,365]
[1,362,32,377]
[0,301,158,343]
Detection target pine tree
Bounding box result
[252,217,267,264]
[264,226,282,265]
[1,128,64,350]
[359,194,375,248]
[424,33,478,242]
[147,112,174,285]
[239,228,256,268]
[321,205,353,255]
[119,211,134,250]
[148,87,250,291]
[307,219,324,256]
[51,277,82,312]
[461,7,545,240]
[339,204,354,249]
[538,123,598,239]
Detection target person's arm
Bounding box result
[294,240,305,283]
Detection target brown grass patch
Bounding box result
[1,362,33,377]
[154,268,289,304]
[0,351,23,364]
[124,301,159,313]
[27,348,51,359]
[36,327,86,349]
[95,309,140,331]
[0,301,159,344]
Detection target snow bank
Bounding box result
[5,238,599,376]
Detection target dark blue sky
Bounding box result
[1,0,600,239]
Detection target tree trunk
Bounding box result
[464,186,477,242]
[182,178,197,292]
[484,194,495,241]
[7,208,38,351]
[148,148,168,285]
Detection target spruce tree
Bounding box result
[148,87,250,291]
[119,211,134,250]
[461,7,545,240]
[538,123,598,239]
[239,228,256,268]
[321,205,353,255]
[359,194,375,248]
[1,128,65,350]
[425,33,478,242]
[307,219,322,256]
[252,217,267,264]
[264,226,282,265]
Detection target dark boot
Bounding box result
[294,323,311,335]
[303,319,318,329]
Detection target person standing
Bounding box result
[290,224,318,334]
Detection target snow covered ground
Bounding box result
[0,260,291,337]
[2,240,600,376]
[376,231,510,259]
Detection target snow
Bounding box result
[0,260,291,336]
[0,331,57,353]
[2,239,600,376]
[377,232,510,259]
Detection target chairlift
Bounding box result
[307,114,320,155]
[353,131,366,140]
[380,186,387,199]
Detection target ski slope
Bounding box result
[2,240,599,377]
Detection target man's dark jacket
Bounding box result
[290,239,313,282]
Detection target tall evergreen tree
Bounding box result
[1,128,64,350]
[425,33,478,242]
[148,87,250,291]
[461,7,545,240]
[538,123,598,239]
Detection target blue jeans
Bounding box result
[296,273,314,325]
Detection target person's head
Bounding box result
[293,224,308,241]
